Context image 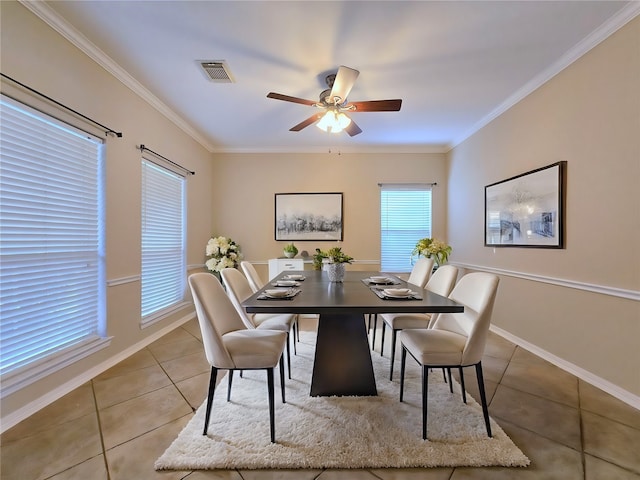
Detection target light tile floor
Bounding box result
[2,317,639,480]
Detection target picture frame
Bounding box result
[485,161,566,248]
[275,192,343,241]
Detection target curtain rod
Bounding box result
[138,144,195,176]
[378,182,438,186]
[1,73,123,138]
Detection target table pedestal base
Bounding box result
[310,313,378,396]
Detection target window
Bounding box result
[380,184,432,272]
[0,95,108,394]
[140,159,186,325]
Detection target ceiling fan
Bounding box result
[267,66,402,137]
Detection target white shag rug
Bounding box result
[156,331,530,470]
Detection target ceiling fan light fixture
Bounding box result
[316,110,351,133]
[267,65,399,136]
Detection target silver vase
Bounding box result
[326,263,346,282]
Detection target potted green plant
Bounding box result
[312,248,327,270]
[324,246,353,282]
[411,237,452,269]
[283,242,298,258]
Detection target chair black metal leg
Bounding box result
[422,365,429,440]
[286,332,292,379]
[475,362,492,438]
[279,354,286,404]
[292,322,297,355]
[267,368,276,443]
[390,329,398,380]
[203,367,218,435]
[400,347,407,402]
[459,366,467,403]
[227,369,233,401]
[447,367,453,393]
[380,321,386,356]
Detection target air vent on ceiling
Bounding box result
[199,61,234,83]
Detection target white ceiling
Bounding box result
[36,1,638,153]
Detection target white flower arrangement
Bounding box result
[411,237,452,267]
[205,236,242,273]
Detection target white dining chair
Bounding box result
[221,267,296,379]
[379,265,458,380]
[241,260,300,346]
[188,272,287,443]
[399,272,500,440]
[240,260,265,292]
[406,257,435,289]
[371,257,435,351]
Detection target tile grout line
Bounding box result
[489,344,585,412]
[5,321,638,478]
[491,343,518,394]
[577,378,587,480]
[149,326,201,477]
[151,328,204,414]
[488,382,585,455]
[90,379,112,480]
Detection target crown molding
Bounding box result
[22,1,639,156]
[21,1,443,155]
[20,1,217,152]
[449,2,640,151]
[213,144,449,155]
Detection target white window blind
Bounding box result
[380,184,432,272]
[0,95,107,387]
[141,159,186,323]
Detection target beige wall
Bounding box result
[448,17,640,398]
[0,2,216,428]
[209,152,447,271]
[2,2,638,429]
[0,3,448,428]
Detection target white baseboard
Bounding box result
[0,312,195,434]
[491,325,640,411]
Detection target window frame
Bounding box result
[0,94,110,397]
[140,158,188,326]
[380,184,433,273]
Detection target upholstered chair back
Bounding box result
[431,272,499,365]
[425,265,458,297]
[240,261,265,293]
[221,267,258,329]
[188,272,246,369]
[407,257,435,289]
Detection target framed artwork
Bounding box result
[275,192,343,241]
[485,161,566,248]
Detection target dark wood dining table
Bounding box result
[242,270,464,397]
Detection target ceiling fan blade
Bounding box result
[290,113,324,131]
[267,92,316,106]
[329,66,359,104]
[350,99,402,112]
[345,119,362,137]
